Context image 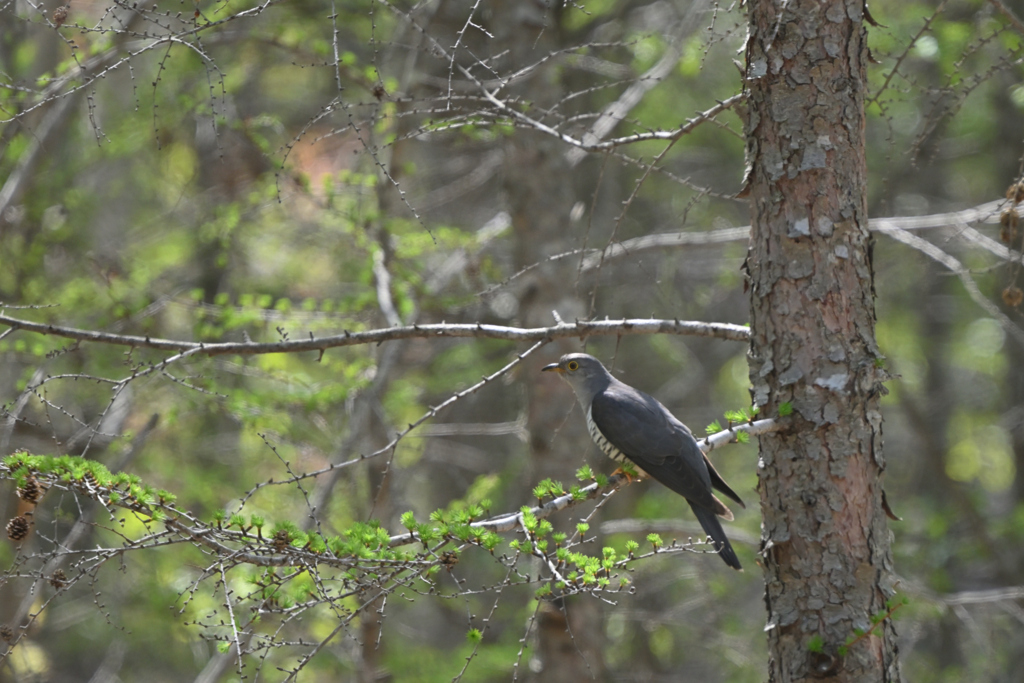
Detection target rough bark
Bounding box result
[743,1,900,681]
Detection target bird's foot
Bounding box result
[611,465,640,483]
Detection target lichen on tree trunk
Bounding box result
[743,0,900,680]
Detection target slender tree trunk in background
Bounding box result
[743,1,900,681]
[486,1,607,679]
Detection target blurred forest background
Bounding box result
[2,0,1024,681]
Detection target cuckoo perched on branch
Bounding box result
[542,353,745,569]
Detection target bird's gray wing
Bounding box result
[675,420,746,508]
[590,382,715,509]
[705,455,746,508]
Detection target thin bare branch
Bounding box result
[941,585,1024,605]
[595,199,1014,265]
[485,200,1018,294]
[238,341,548,505]
[988,0,1024,37]
[573,92,748,155]
[566,22,688,167]
[0,315,751,354]
[874,222,1024,349]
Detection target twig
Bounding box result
[989,0,1024,36]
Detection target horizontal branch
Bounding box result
[590,199,1016,267]
[699,417,778,454]
[939,584,1024,605]
[0,315,750,355]
[485,200,1020,297]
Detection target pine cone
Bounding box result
[1000,208,1019,244]
[1007,181,1024,204]
[6,516,30,541]
[50,569,68,590]
[52,4,69,28]
[17,477,45,504]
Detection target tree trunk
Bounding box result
[743,1,900,681]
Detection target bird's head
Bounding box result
[541,353,612,403]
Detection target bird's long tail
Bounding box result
[691,504,742,570]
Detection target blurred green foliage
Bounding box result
[1,0,1024,680]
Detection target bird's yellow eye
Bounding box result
[567,360,579,371]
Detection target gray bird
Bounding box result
[542,353,745,570]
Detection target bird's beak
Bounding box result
[541,363,563,373]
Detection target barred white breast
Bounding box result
[586,406,648,477]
